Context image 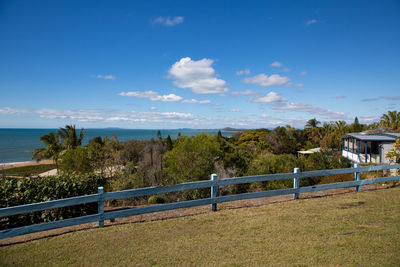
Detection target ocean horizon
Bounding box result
[0,128,234,164]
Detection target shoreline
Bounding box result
[1,160,54,170]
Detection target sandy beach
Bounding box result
[2,160,54,170]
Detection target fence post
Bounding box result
[211,174,218,211]
[354,163,361,192]
[98,186,104,227]
[293,168,300,200]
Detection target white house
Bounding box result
[341,132,400,164]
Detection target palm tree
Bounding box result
[305,118,321,129]
[321,122,334,135]
[32,132,62,170]
[380,110,400,131]
[334,120,347,135]
[58,125,87,150]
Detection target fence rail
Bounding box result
[1,163,399,239]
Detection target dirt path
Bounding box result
[0,182,396,247]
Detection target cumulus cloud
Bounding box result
[168,57,228,94]
[230,90,258,96]
[236,69,250,75]
[271,102,346,120]
[243,73,290,87]
[119,91,210,104]
[251,92,287,103]
[270,61,282,67]
[306,19,319,25]
[95,74,116,80]
[153,16,184,26]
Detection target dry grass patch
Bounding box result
[1,187,399,266]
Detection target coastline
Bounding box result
[1,160,54,170]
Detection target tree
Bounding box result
[59,146,93,174]
[380,110,400,131]
[305,118,321,129]
[165,134,221,183]
[164,134,222,199]
[304,119,322,147]
[58,125,87,150]
[166,135,173,151]
[32,132,62,170]
[157,130,162,140]
[334,121,347,135]
[217,130,223,141]
[386,138,400,163]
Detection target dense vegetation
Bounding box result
[0,173,105,229]
[1,110,399,227]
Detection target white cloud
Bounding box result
[153,16,184,26]
[95,74,116,80]
[271,102,346,120]
[119,91,183,102]
[0,107,28,114]
[150,106,157,111]
[160,112,195,119]
[0,106,201,125]
[360,116,377,123]
[243,73,290,87]
[181,99,211,104]
[301,71,307,76]
[270,61,282,67]
[306,19,319,25]
[361,96,400,102]
[236,69,250,75]
[251,92,287,103]
[168,57,228,94]
[119,91,210,104]
[282,68,290,72]
[230,109,241,112]
[230,90,258,96]
[294,83,304,87]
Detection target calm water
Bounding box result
[0,128,234,164]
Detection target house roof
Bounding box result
[342,132,398,142]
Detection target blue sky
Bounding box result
[0,0,399,129]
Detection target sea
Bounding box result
[0,128,234,164]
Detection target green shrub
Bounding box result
[59,147,93,174]
[148,195,166,204]
[0,173,105,229]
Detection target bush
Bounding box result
[59,146,93,174]
[148,195,166,204]
[0,173,105,229]
[245,153,298,190]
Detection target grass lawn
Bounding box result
[0,186,399,266]
[3,164,56,177]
